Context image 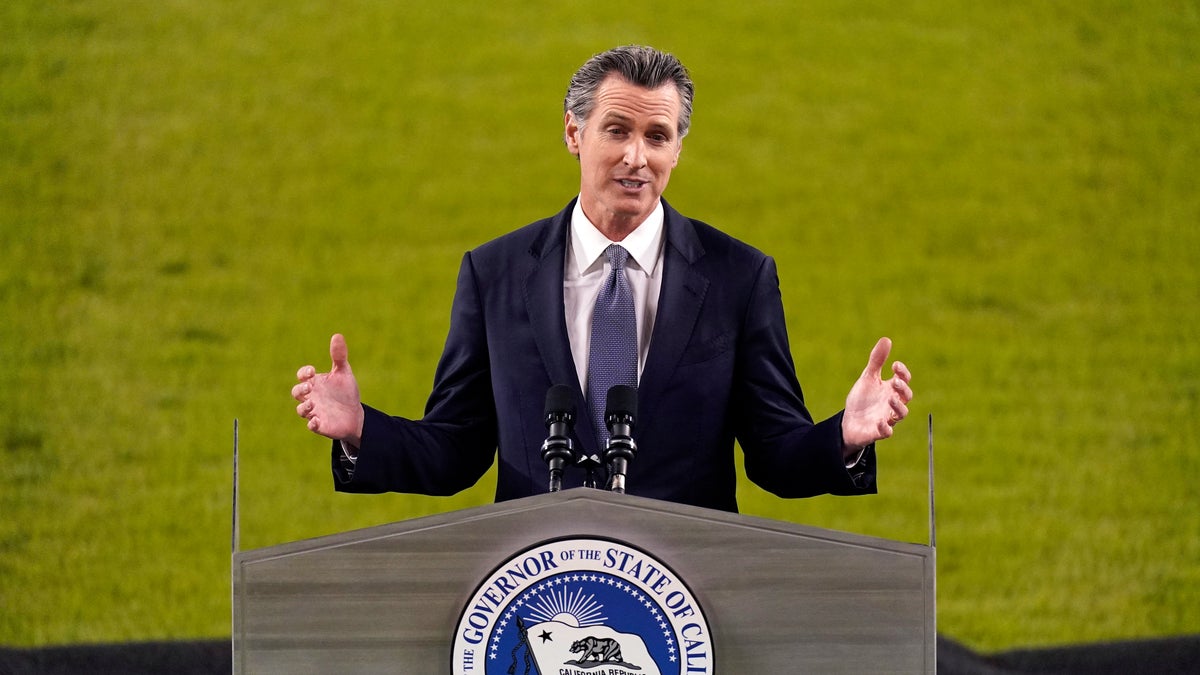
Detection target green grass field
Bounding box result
[2,0,1197,652]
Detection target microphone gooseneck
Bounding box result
[540,385,576,493]
[603,385,638,494]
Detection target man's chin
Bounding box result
[609,195,659,219]
[581,192,661,232]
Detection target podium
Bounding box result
[232,489,934,673]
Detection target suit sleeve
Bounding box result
[331,252,499,496]
[734,256,877,497]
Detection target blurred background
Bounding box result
[2,0,1196,653]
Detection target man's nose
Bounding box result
[623,138,647,168]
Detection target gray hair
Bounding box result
[564,45,695,140]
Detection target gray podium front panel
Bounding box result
[234,489,934,673]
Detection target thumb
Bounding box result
[862,337,892,379]
[330,333,351,371]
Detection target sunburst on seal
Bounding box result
[524,584,607,627]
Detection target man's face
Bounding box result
[565,74,683,238]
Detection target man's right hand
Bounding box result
[292,333,365,448]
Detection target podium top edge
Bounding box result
[235,488,933,563]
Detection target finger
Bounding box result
[891,377,914,404]
[876,418,895,438]
[891,360,912,383]
[330,333,350,371]
[307,416,321,432]
[291,381,311,402]
[890,399,909,421]
[862,337,892,379]
[296,364,316,381]
[296,400,311,418]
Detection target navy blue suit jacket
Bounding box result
[333,199,875,512]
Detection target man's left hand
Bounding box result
[841,337,913,453]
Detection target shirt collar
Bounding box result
[569,199,665,279]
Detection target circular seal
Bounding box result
[452,537,713,675]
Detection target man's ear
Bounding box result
[564,111,581,156]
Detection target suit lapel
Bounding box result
[637,202,709,428]
[524,203,580,395]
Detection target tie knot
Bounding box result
[605,244,629,271]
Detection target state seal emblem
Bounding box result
[452,537,713,675]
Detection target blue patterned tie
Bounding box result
[587,244,638,450]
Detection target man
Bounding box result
[292,46,913,512]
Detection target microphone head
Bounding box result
[605,385,637,422]
[544,384,576,421]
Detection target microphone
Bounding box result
[540,385,576,493]
[603,385,638,494]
